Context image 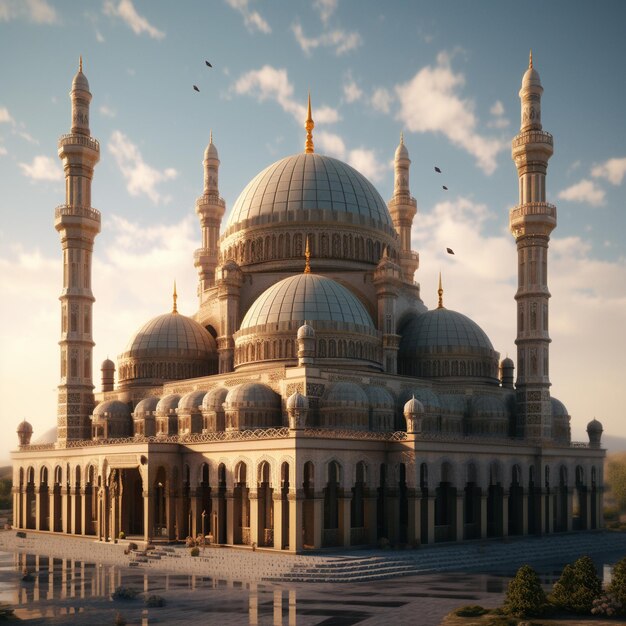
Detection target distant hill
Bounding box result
[603,435,626,454]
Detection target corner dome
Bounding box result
[117,311,217,388]
[93,400,130,418]
[202,387,228,411]
[241,273,374,330]
[287,391,309,410]
[225,383,280,408]
[398,308,500,383]
[551,397,569,417]
[178,390,206,412]
[323,382,368,408]
[17,420,33,434]
[133,397,159,418]
[404,397,424,415]
[226,153,393,231]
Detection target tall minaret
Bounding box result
[510,52,557,441]
[55,58,101,444]
[194,131,225,296]
[387,133,419,283]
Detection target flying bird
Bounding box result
[193,85,200,92]
[442,185,448,190]
[205,60,213,68]
[446,248,455,255]
[434,166,442,173]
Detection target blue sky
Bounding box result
[0,0,625,460]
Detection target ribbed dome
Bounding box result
[551,397,569,417]
[225,383,280,408]
[72,69,90,92]
[122,312,215,359]
[241,273,374,329]
[17,420,33,434]
[401,388,441,412]
[287,391,309,410]
[226,153,393,229]
[400,308,494,353]
[93,400,130,418]
[202,387,228,411]
[472,395,506,417]
[156,394,181,415]
[101,358,115,370]
[178,390,206,412]
[133,397,159,417]
[365,386,394,409]
[323,382,368,407]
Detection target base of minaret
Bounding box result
[56,383,95,444]
[516,385,552,440]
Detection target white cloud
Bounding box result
[232,65,340,124]
[395,52,506,175]
[292,22,361,56]
[0,107,13,124]
[96,30,105,43]
[488,100,509,129]
[225,0,271,34]
[558,179,605,207]
[107,130,177,203]
[371,87,393,114]
[0,146,7,156]
[99,104,116,118]
[490,101,504,116]
[0,0,58,23]
[343,78,362,104]
[18,155,63,181]
[591,157,626,186]
[103,0,165,39]
[316,130,386,182]
[314,0,337,24]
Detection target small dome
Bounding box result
[323,382,368,407]
[441,394,466,415]
[204,137,218,160]
[133,397,159,418]
[31,426,56,445]
[202,387,228,411]
[587,418,603,433]
[472,395,506,418]
[224,383,280,408]
[178,390,206,412]
[395,136,409,160]
[72,68,90,92]
[241,273,374,330]
[17,420,33,434]
[404,396,424,415]
[365,386,394,409]
[156,394,181,415]
[400,388,440,413]
[93,400,130,419]
[287,391,309,410]
[101,358,115,370]
[297,323,316,339]
[551,397,569,417]
[500,357,514,369]
[522,66,542,90]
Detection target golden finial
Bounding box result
[304,92,314,154]
[437,272,444,309]
[400,131,404,144]
[172,280,178,314]
[304,235,311,273]
[210,129,213,144]
[79,55,83,73]
[529,49,533,69]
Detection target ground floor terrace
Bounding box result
[12,430,604,552]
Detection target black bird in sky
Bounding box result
[434,166,442,173]
[446,248,455,255]
[205,60,213,68]
[193,85,200,92]
[442,185,448,190]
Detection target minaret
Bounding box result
[194,130,225,296]
[55,57,101,444]
[388,133,419,283]
[510,52,557,441]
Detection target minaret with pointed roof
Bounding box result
[194,130,225,296]
[510,52,557,441]
[388,133,419,283]
[304,92,314,154]
[55,58,101,444]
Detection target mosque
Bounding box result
[12,55,605,551]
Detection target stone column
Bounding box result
[210,494,220,541]
[35,487,42,531]
[189,489,201,538]
[62,487,70,534]
[165,489,176,540]
[502,491,509,537]
[406,490,421,545]
[110,488,119,541]
[273,493,283,550]
[80,487,87,535]
[566,488,573,532]
[69,487,78,534]
[597,487,604,529]
[455,493,464,542]
[480,493,488,539]
[225,492,234,545]
[338,495,351,547]
[313,496,323,549]
[249,490,260,546]
[522,492,529,535]
[364,495,378,545]
[546,491,554,533]
[585,491,592,530]
[426,495,436,544]
[288,491,303,552]
[385,489,399,543]
[48,489,56,533]
[143,490,154,543]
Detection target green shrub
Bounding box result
[118,531,125,540]
[608,556,626,611]
[504,564,546,617]
[550,556,602,614]
[454,605,487,617]
[111,586,139,601]
[145,594,166,607]
[190,546,200,557]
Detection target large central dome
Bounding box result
[226,153,393,230]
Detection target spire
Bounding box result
[210,129,213,145]
[304,92,314,154]
[172,280,178,314]
[529,49,533,69]
[79,55,83,73]
[437,272,444,309]
[400,131,404,145]
[304,235,311,273]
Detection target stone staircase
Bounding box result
[266,531,626,583]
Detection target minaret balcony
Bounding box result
[510,202,556,222]
[511,129,553,150]
[55,204,101,223]
[58,133,100,153]
[195,194,226,211]
[194,247,214,266]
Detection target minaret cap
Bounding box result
[437,272,444,309]
[204,129,218,159]
[304,92,314,154]
[395,131,409,160]
[72,55,90,92]
[172,280,178,314]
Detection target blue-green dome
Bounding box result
[240,273,374,330]
[226,153,393,230]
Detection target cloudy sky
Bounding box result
[0,0,624,461]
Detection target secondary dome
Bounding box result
[227,153,393,230]
[398,308,500,383]
[117,311,217,389]
[241,273,374,330]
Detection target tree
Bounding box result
[505,564,547,617]
[551,556,602,614]
[606,453,626,511]
[608,556,626,611]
